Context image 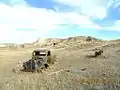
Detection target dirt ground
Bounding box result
[0,40,120,90]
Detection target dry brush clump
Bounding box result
[47,54,57,65]
[86,48,106,58]
[12,62,23,73]
[86,36,92,41]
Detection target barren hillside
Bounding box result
[31,36,120,50]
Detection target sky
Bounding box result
[0,0,120,43]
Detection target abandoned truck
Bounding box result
[22,48,56,72]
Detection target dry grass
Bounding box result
[0,37,120,90]
[0,71,120,90]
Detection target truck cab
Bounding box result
[32,48,51,61]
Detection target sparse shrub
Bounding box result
[94,50,103,57]
[67,37,72,40]
[47,55,57,64]
[86,36,92,41]
[20,44,25,48]
[53,43,56,46]
[86,49,104,58]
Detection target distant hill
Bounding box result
[0,36,120,49]
[30,36,104,50]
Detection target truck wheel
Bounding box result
[44,63,49,69]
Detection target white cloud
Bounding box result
[0,0,102,43]
[54,0,120,32]
[64,12,100,29]
[54,0,109,19]
[103,20,120,32]
[0,0,119,43]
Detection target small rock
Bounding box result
[65,69,71,72]
[81,68,87,71]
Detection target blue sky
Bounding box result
[0,0,120,43]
